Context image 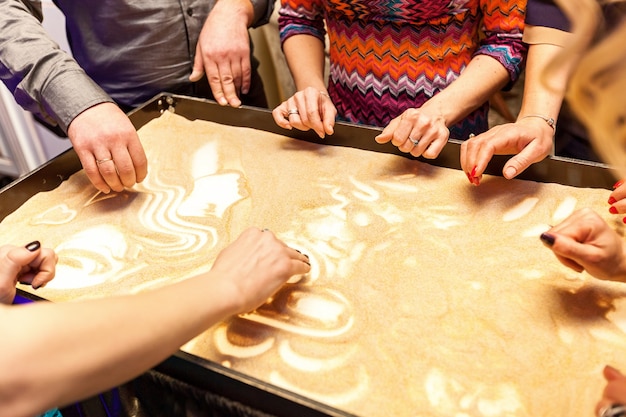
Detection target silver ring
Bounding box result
[409,136,420,146]
[96,158,113,165]
[287,108,299,116]
[600,404,626,417]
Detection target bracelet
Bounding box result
[520,114,556,130]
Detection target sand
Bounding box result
[3,111,626,417]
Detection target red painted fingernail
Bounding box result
[609,197,617,204]
[470,166,477,178]
[623,217,626,224]
[610,206,619,214]
[614,179,625,189]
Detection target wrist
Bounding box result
[518,114,556,132]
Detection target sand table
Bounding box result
[3,111,626,416]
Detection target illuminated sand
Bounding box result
[3,111,626,416]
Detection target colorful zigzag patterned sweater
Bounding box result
[278,0,527,140]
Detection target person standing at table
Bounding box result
[271,0,527,160]
[0,0,273,194]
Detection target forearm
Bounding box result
[0,0,111,132]
[282,35,327,91]
[421,54,509,127]
[517,42,575,122]
[0,273,237,417]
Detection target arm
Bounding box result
[0,0,147,194]
[189,0,273,107]
[375,54,511,159]
[0,228,310,417]
[375,0,527,159]
[271,0,336,138]
[460,39,575,183]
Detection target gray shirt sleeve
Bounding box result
[249,0,274,28]
[0,0,112,133]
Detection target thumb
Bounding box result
[502,150,533,179]
[189,49,204,82]
[550,234,598,272]
[503,142,550,179]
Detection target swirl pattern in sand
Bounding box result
[3,111,626,417]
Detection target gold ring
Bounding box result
[96,158,113,165]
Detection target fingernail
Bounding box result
[470,166,477,178]
[622,217,626,224]
[540,233,555,246]
[610,206,619,214]
[609,196,617,204]
[504,166,517,179]
[614,179,624,189]
[25,241,40,252]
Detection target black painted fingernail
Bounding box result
[25,241,41,252]
[540,233,555,246]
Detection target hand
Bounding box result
[539,208,626,282]
[608,180,626,221]
[460,118,553,186]
[374,107,449,159]
[210,228,311,314]
[67,103,148,194]
[0,241,57,304]
[596,366,626,417]
[189,0,253,107]
[272,87,336,139]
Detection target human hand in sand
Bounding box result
[596,366,626,417]
[68,102,148,194]
[375,106,450,160]
[460,118,554,185]
[539,208,626,282]
[0,241,57,304]
[210,228,311,313]
[272,87,336,139]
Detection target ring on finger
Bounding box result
[287,108,299,116]
[96,158,114,165]
[409,136,420,146]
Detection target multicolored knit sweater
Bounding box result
[278,0,527,139]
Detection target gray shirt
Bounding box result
[0,0,272,132]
